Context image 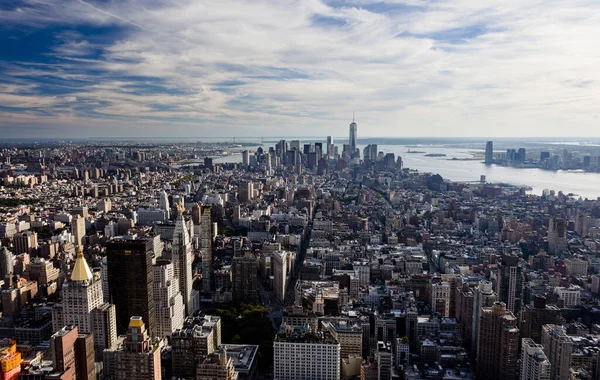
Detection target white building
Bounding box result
[555,286,581,307]
[153,260,184,339]
[172,215,195,315]
[520,338,551,380]
[273,325,340,380]
[272,251,290,302]
[431,281,451,317]
[564,258,588,276]
[72,215,86,248]
[60,248,117,351]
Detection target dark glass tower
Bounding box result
[106,239,156,336]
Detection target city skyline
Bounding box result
[1,0,600,138]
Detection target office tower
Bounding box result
[485,141,493,164]
[242,150,250,167]
[232,254,258,304]
[201,206,213,293]
[272,251,290,302]
[349,114,357,152]
[541,325,572,380]
[171,315,222,379]
[471,280,497,355]
[196,347,238,380]
[104,317,161,380]
[520,295,560,343]
[153,260,184,339]
[51,325,96,380]
[61,248,116,352]
[476,302,520,380]
[91,303,118,352]
[548,217,567,254]
[276,140,287,164]
[106,239,156,336]
[322,320,362,365]
[314,142,323,159]
[238,181,253,202]
[0,247,14,283]
[377,341,393,380]
[456,283,474,352]
[574,211,590,236]
[327,136,333,157]
[72,215,86,248]
[518,148,526,162]
[172,214,194,315]
[12,231,38,255]
[520,338,551,380]
[159,190,169,211]
[273,324,340,380]
[498,252,523,315]
[290,140,301,152]
[431,279,451,317]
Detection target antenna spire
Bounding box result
[353,111,355,123]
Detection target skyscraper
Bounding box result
[520,338,551,380]
[485,141,493,164]
[471,280,497,355]
[153,260,184,339]
[541,324,572,380]
[103,316,161,380]
[326,136,333,157]
[72,215,86,248]
[201,205,213,294]
[476,302,520,380]
[172,213,194,315]
[498,253,523,315]
[106,239,156,336]
[520,295,560,343]
[232,254,258,304]
[349,114,357,152]
[50,325,96,380]
[60,247,116,352]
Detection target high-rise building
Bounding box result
[201,206,213,294]
[349,115,357,153]
[171,315,222,379]
[91,303,118,353]
[541,324,572,380]
[548,217,567,255]
[322,320,362,366]
[72,215,86,248]
[520,295,560,343]
[485,141,494,164]
[106,239,156,336]
[520,338,551,380]
[0,247,14,283]
[456,283,474,352]
[431,280,451,317]
[172,214,194,315]
[326,136,333,157]
[476,302,520,380]
[103,316,161,380]
[60,248,116,352]
[196,347,238,380]
[242,150,250,167]
[50,325,96,380]
[12,231,38,255]
[273,324,340,380]
[471,280,497,355]
[153,260,184,339]
[498,253,523,315]
[272,251,290,302]
[232,254,258,304]
[238,181,254,202]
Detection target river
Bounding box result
[214,143,600,200]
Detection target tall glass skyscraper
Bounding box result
[349,114,357,152]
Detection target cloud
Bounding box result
[0,0,599,137]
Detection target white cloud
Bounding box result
[0,0,599,137]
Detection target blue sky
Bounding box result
[1,0,599,138]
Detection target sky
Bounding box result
[1,0,600,139]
